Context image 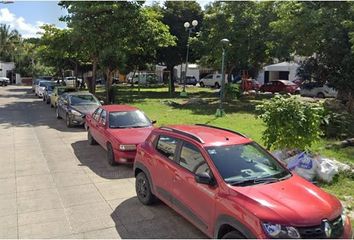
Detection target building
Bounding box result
[0,61,15,83]
[256,62,300,85]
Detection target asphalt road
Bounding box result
[0,85,205,239]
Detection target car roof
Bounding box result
[100,104,139,112]
[157,124,251,147]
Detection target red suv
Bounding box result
[134,124,352,239]
[260,80,299,94]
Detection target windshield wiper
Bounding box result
[228,177,280,186]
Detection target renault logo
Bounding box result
[322,219,332,238]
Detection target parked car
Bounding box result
[85,105,155,165]
[43,82,60,104]
[32,78,41,92]
[50,86,76,108]
[199,73,228,88]
[35,80,52,98]
[64,76,82,87]
[133,124,352,239]
[56,92,101,127]
[180,75,198,86]
[300,82,337,98]
[0,77,10,86]
[127,73,160,85]
[260,80,300,94]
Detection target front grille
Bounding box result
[297,216,344,239]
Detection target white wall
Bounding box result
[0,62,15,77]
[175,63,200,81]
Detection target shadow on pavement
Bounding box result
[111,197,206,239]
[0,86,85,132]
[71,140,134,180]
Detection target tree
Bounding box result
[196,2,277,79]
[270,1,354,112]
[157,1,203,92]
[0,24,21,62]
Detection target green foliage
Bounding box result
[0,24,21,62]
[225,83,241,100]
[256,96,324,150]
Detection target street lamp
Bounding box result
[180,20,198,97]
[215,38,230,117]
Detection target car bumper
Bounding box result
[113,149,136,164]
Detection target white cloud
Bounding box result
[0,8,45,38]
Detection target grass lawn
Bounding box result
[98,84,354,223]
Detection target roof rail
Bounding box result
[195,124,247,138]
[159,127,204,144]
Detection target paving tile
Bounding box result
[58,184,105,207]
[15,162,50,177]
[0,215,18,239]
[52,170,91,187]
[0,192,17,217]
[95,179,135,200]
[18,208,68,226]
[81,226,126,239]
[16,174,55,192]
[65,201,119,234]
[0,177,16,194]
[18,220,72,239]
[17,188,61,214]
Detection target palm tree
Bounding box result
[0,24,21,62]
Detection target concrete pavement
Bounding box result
[0,85,205,239]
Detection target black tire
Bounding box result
[46,98,50,104]
[200,82,205,87]
[317,92,325,98]
[215,82,220,88]
[66,114,73,128]
[88,130,97,145]
[50,103,54,108]
[222,231,244,239]
[136,172,156,205]
[56,108,62,119]
[107,143,117,166]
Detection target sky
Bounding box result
[0,1,211,39]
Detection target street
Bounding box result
[0,85,205,239]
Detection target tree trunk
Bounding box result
[89,57,98,94]
[347,91,354,113]
[105,69,113,104]
[167,65,175,93]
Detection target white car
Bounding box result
[35,80,51,98]
[300,83,337,98]
[127,73,159,85]
[0,77,10,86]
[199,73,228,88]
[64,77,82,87]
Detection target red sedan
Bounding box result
[85,105,155,165]
[260,80,299,94]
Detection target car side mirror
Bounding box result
[151,120,157,124]
[195,172,215,186]
[100,100,104,105]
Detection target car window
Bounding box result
[93,108,102,121]
[179,142,209,175]
[109,110,152,128]
[100,110,107,125]
[156,135,179,161]
[70,95,98,105]
[216,75,221,78]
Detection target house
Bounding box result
[257,62,300,85]
[0,61,15,83]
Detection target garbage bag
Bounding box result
[316,157,339,183]
[284,152,318,181]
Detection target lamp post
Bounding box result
[180,20,198,97]
[215,38,230,117]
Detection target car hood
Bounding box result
[71,105,99,115]
[229,174,342,226]
[107,126,154,145]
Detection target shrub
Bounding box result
[256,96,324,150]
[225,83,241,100]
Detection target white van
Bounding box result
[127,72,160,85]
[199,73,228,88]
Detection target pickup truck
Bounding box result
[0,77,10,86]
[199,73,228,88]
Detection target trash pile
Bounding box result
[272,150,352,183]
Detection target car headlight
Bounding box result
[262,222,300,239]
[119,144,136,151]
[69,109,83,117]
[341,210,347,226]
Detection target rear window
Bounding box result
[156,135,179,161]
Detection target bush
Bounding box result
[322,111,354,139]
[225,83,241,100]
[256,96,324,150]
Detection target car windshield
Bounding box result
[206,142,290,186]
[39,81,50,87]
[109,110,151,128]
[70,95,98,105]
